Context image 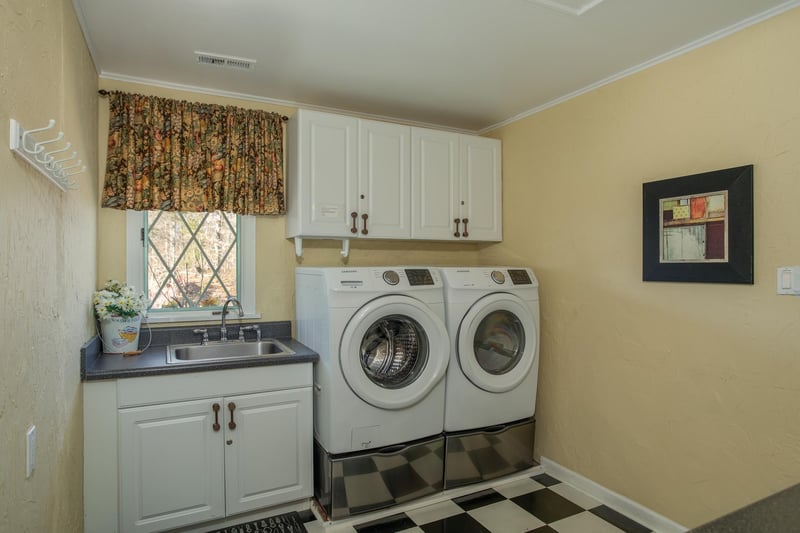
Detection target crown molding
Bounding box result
[481,0,800,134]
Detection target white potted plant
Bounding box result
[93,280,146,354]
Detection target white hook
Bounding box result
[21,119,55,153]
[60,159,82,172]
[33,131,64,162]
[44,143,72,170]
[51,151,77,166]
[63,165,86,177]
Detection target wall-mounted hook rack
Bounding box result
[292,237,351,258]
[9,119,85,191]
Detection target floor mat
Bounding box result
[206,510,307,533]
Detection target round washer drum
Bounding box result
[339,294,449,410]
[457,292,537,393]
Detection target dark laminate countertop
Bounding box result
[690,483,800,533]
[81,320,318,381]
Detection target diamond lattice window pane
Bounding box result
[146,211,239,311]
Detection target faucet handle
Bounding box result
[252,325,261,342]
[238,325,259,342]
[193,328,209,345]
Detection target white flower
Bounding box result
[93,280,146,319]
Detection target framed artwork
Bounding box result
[642,165,753,284]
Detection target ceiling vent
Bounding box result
[528,0,606,16]
[195,52,255,71]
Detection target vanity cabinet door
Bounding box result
[118,398,225,533]
[224,387,313,515]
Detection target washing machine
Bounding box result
[295,267,450,519]
[438,267,540,488]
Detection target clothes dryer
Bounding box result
[439,267,540,488]
[295,267,450,519]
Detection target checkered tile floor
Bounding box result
[299,473,651,533]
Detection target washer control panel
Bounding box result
[382,270,400,285]
[490,270,506,284]
[508,269,533,285]
[405,268,434,286]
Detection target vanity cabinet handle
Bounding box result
[361,213,369,235]
[228,402,237,430]
[212,403,221,432]
[454,218,461,238]
[462,218,469,238]
[350,212,358,234]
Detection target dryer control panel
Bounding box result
[439,267,538,290]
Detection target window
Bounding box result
[126,211,256,323]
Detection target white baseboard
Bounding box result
[541,457,688,533]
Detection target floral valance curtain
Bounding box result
[102,91,285,215]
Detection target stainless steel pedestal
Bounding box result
[314,434,445,520]
[444,417,536,489]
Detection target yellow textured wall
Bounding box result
[0,0,98,530]
[482,7,800,527]
[96,80,483,322]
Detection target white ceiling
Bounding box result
[72,0,799,132]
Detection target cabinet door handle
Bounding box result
[361,213,369,235]
[350,212,358,234]
[462,218,469,238]
[453,218,461,238]
[228,402,237,430]
[212,403,221,432]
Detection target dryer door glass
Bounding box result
[472,310,525,375]
[360,315,429,389]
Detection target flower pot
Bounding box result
[100,315,142,354]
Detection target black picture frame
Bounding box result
[642,165,753,284]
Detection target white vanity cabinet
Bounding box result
[285,109,411,240]
[84,364,313,533]
[411,128,502,241]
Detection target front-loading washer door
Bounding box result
[340,295,449,410]
[457,293,537,393]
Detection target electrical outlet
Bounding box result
[26,425,36,478]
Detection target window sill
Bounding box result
[143,312,262,325]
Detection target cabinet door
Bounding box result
[289,109,358,237]
[224,387,313,515]
[411,127,460,240]
[459,135,502,241]
[119,399,225,533]
[358,119,411,239]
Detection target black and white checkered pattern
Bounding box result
[444,423,535,489]
[329,444,445,518]
[301,473,651,533]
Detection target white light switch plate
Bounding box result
[777,266,800,295]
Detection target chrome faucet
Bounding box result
[220,297,243,342]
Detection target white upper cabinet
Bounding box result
[286,110,358,238]
[358,119,411,239]
[287,109,501,243]
[411,128,459,240]
[286,109,410,240]
[458,134,502,241]
[411,128,502,241]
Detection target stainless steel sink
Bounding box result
[166,339,295,364]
